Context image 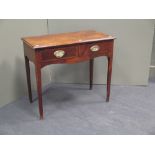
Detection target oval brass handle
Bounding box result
[54,50,65,58]
[90,45,100,52]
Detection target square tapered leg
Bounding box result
[106,56,113,102]
[35,64,44,120]
[24,56,33,103]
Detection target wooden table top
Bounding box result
[22,30,115,49]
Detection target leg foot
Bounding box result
[40,115,44,120]
[106,97,109,102]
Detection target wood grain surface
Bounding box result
[22,30,115,49]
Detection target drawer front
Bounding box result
[41,46,78,61]
[79,41,112,58]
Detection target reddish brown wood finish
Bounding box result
[35,60,43,120]
[106,56,113,102]
[23,43,35,62]
[22,30,114,49]
[22,30,115,119]
[79,40,111,57]
[41,45,78,61]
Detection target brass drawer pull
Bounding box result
[54,50,65,58]
[90,45,100,52]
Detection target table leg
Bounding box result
[35,64,44,120]
[89,59,94,90]
[24,56,32,103]
[106,56,113,102]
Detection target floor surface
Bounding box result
[0,82,155,135]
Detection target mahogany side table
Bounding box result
[22,30,115,119]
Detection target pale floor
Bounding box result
[0,81,155,135]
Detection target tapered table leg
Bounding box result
[24,56,32,103]
[89,59,94,90]
[35,64,44,120]
[106,56,113,102]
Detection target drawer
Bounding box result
[41,45,78,61]
[78,40,112,57]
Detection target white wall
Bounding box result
[0,20,50,107]
[48,19,154,85]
